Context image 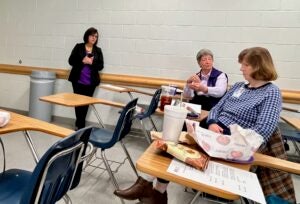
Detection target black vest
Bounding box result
[189,68,227,111]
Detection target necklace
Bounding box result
[85,44,93,52]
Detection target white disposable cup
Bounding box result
[162,105,188,143]
[0,111,10,127]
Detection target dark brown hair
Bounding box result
[238,47,277,81]
[83,27,98,45]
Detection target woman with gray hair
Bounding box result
[185,48,228,111]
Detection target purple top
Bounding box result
[78,64,92,85]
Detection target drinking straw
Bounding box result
[180,93,183,107]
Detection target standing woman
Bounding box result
[68,27,104,130]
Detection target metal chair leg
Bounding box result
[189,191,201,204]
[139,119,152,144]
[62,194,72,204]
[292,140,300,156]
[149,116,158,131]
[120,140,139,178]
[101,150,125,204]
[101,150,119,189]
[83,145,97,169]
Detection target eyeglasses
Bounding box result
[90,34,98,38]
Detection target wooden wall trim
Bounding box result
[0,64,185,88]
[0,64,299,104]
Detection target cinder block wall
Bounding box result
[0,0,300,124]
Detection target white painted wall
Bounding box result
[0,0,300,124]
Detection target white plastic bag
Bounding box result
[0,111,10,127]
[185,119,264,161]
[183,84,194,98]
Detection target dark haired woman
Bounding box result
[68,27,104,130]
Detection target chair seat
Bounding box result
[118,104,148,117]
[0,169,31,203]
[89,128,115,150]
[135,112,147,120]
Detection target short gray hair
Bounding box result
[196,49,214,61]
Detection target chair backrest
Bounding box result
[118,98,138,140]
[140,88,162,118]
[20,126,93,204]
[91,98,138,149]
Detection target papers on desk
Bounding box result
[168,159,266,204]
[101,84,126,91]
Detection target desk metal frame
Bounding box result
[40,93,125,129]
[0,110,73,164]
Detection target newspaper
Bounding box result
[186,119,264,161]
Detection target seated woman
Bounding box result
[185,48,228,111]
[114,47,296,204]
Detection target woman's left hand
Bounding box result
[189,82,208,93]
[208,124,223,134]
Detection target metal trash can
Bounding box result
[29,71,56,122]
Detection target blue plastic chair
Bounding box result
[135,88,162,143]
[0,126,93,204]
[279,119,300,162]
[88,98,139,195]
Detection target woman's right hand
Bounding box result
[82,56,93,65]
[208,124,223,134]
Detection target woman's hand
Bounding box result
[208,124,223,134]
[187,74,201,84]
[188,82,200,90]
[188,82,208,93]
[82,56,94,65]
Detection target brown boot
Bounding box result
[114,176,153,200]
[139,189,168,204]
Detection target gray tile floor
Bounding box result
[0,120,299,204]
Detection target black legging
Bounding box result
[72,82,96,129]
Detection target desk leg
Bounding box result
[127,92,134,100]
[0,138,6,172]
[90,105,105,128]
[23,131,39,163]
